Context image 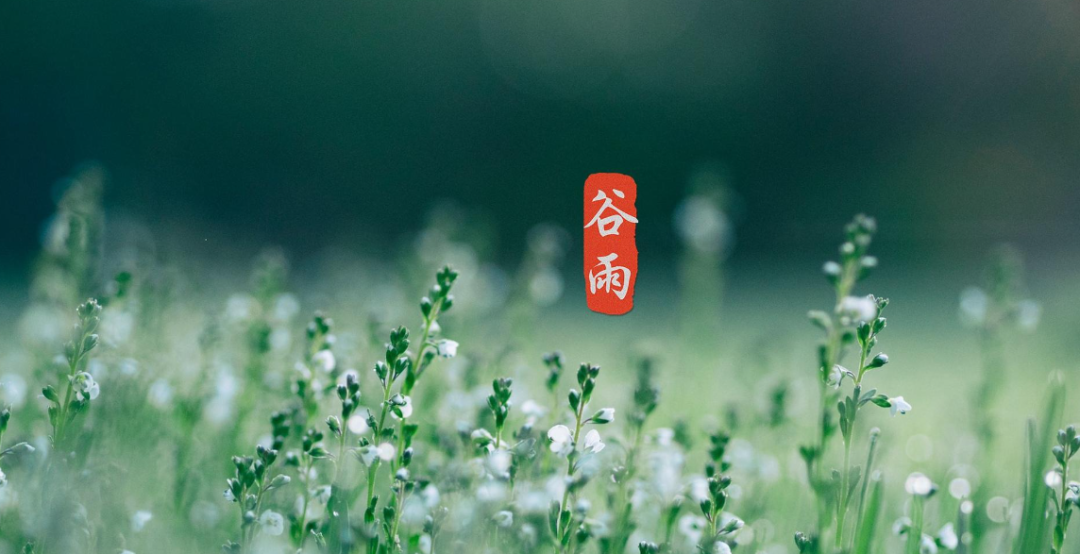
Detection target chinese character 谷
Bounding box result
[588,253,631,300]
[585,189,638,237]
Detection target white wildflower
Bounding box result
[583,429,605,454]
[889,396,912,417]
[521,400,546,425]
[71,372,100,401]
[591,408,615,424]
[131,510,152,532]
[1,373,28,409]
[376,442,396,462]
[959,287,988,326]
[312,350,336,373]
[905,473,934,497]
[678,514,707,544]
[258,510,284,536]
[548,425,573,457]
[435,339,459,358]
[347,414,370,435]
[937,522,958,550]
[147,379,173,409]
[493,510,514,528]
[488,450,512,477]
[392,396,413,419]
[1018,300,1041,331]
[920,533,938,554]
[840,295,878,322]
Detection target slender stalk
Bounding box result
[555,397,586,553]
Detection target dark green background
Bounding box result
[3,0,1079,271]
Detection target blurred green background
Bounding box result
[3,0,1080,271]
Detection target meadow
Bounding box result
[0,167,1077,554]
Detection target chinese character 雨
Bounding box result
[585,189,638,237]
[588,253,631,300]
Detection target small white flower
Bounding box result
[347,414,370,435]
[713,541,732,554]
[147,379,173,409]
[920,533,938,554]
[428,320,441,336]
[392,396,413,419]
[258,510,285,536]
[678,514,707,544]
[521,400,546,424]
[959,287,988,326]
[223,488,236,502]
[421,484,440,508]
[273,293,300,321]
[376,442,396,462]
[435,339,459,358]
[893,517,912,536]
[937,522,958,550]
[312,350,336,373]
[826,365,844,388]
[592,408,615,424]
[71,372,100,401]
[548,425,574,457]
[488,450,512,477]
[493,510,514,528]
[0,468,7,487]
[131,510,152,532]
[841,295,878,322]
[1018,299,1041,331]
[471,428,494,443]
[357,445,379,467]
[583,429,605,454]
[889,396,912,417]
[905,473,934,497]
[1046,470,1064,489]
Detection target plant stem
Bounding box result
[555,395,586,552]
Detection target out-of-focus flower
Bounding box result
[131,510,152,532]
[840,295,877,322]
[959,287,988,326]
[521,400,546,425]
[905,473,934,497]
[937,522,958,550]
[347,414,370,435]
[493,510,514,528]
[312,350,336,373]
[258,510,284,536]
[1018,300,1041,331]
[376,443,396,462]
[920,533,938,553]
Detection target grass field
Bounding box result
[0,170,1078,554]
